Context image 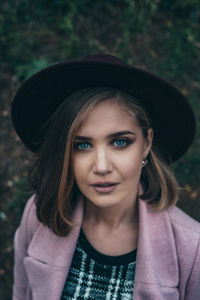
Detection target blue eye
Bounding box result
[75,142,91,150]
[113,139,129,147]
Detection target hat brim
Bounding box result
[11,59,196,163]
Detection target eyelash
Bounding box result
[74,138,133,151]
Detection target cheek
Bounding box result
[73,156,92,196]
[116,150,143,173]
[73,155,89,182]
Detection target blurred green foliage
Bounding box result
[1,0,200,184]
[2,178,30,226]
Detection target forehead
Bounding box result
[77,100,140,136]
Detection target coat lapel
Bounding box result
[24,198,84,300]
[133,198,179,299]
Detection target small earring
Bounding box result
[142,159,148,167]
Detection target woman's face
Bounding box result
[73,100,153,209]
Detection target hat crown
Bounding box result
[83,53,126,66]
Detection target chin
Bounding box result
[84,194,123,208]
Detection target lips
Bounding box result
[92,181,119,187]
[91,182,119,193]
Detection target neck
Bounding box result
[83,195,139,232]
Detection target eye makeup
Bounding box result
[112,137,134,149]
[74,135,135,152]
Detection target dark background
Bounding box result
[0,1,200,299]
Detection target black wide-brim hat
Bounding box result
[11,54,196,163]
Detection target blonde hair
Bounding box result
[30,88,179,236]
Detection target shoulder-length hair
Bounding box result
[29,88,179,236]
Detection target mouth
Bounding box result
[91,182,119,193]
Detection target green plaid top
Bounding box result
[61,228,137,300]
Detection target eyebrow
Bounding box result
[75,130,136,140]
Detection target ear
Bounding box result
[144,128,153,158]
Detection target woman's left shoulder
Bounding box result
[166,205,200,297]
[167,204,200,234]
[167,206,200,254]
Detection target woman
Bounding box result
[12,54,200,300]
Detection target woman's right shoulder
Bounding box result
[17,194,41,243]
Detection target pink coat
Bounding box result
[13,195,200,300]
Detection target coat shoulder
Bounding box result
[166,204,200,297]
[19,194,41,243]
[167,205,200,233]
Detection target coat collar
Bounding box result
[135,198,179,287]
[27,198,84,267]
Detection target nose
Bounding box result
[92,147,112,175]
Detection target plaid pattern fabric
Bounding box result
[61,228,137,300]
